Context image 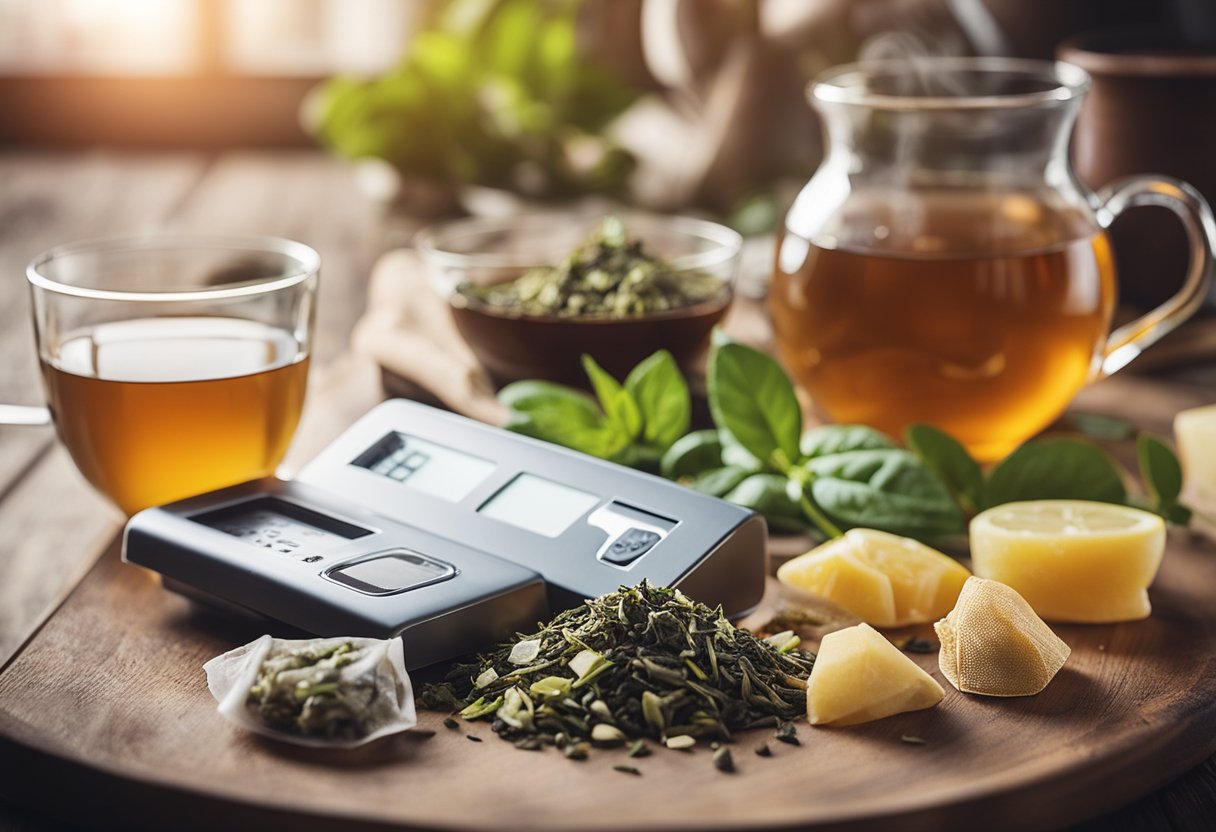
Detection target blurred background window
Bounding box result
[0,0,421,77]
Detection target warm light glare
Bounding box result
[0,0,196,74]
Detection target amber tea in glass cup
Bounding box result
[23,236,319,514]
[772,59,1215,461]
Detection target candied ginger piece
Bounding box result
[807,622,944,726]
[777,528,970,628]
[935,577,1070,697]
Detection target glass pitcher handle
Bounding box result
[1097,176,1216,378]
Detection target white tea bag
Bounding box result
[204,635,417,748]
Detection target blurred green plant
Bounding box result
[308,0,639,199]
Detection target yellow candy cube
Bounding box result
[777,529,971,628]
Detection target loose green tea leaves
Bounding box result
[467,735,483,743]
[418,582,815,759]
[902,637,939,655]
[245,641,377,742]
[714,745,736,773]
[614,765,643,776]
[627,739,652,758]
[775,721,800,746]
[443,716,460,731]
[463,217,724,318]
[901,735,929,746]
[755,742,773,757]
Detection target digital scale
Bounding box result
[123,400,767,668]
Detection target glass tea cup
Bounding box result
[11,236,319,514]
[771,58,1215,461]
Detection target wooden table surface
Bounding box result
[0,149,1214,832]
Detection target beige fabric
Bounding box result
[352,248,509,426]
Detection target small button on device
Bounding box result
[601,528,661,566]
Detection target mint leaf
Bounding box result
[707,337,802,471]
[723,474,808,534]
[582,355,642,442]
[689,466,754,498]
[1138,433,1189,524]
[625,350,690,449]
[660,430,723,480]
[983,438,1126,508]
[499,380,630,458]
[805,449,965,538]
[905,424,984,512]
[801,424,897,459]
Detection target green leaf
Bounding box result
[1138,434,1183,508]
[983,438,1127,509]
[625,350,690,449]
[1138,434,1188,523]
[689,466,753,498]
[801,424,897,459]
[723,474,808,533]
[805,450,965,538]
[582,355,642,441]
[707,339,802,471]
[905,424,984,512]
[499,379,629,458]
[1068,412,1135,442]
[660,430,723,480]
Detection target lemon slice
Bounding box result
[970,500,1165,623]
[777,529,970,628]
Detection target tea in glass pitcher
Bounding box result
[772,59,1214,461]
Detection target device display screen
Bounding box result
[353,431,495,502]
[477,473,600,538]
[193,497,372,556]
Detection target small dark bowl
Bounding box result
[416,212,742,387]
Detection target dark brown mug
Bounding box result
[1059,30,1216,309]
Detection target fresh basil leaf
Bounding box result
[625,350,690,449]
[806,449,965,537]
[1138,433,1183,509]
[504,409,630,459]
[905,424,984,512]
[982,438,1127,508]
[1068,412,1135,442]
[660,430,723,480]
[723,474,808,534]
[582,354,642,441]
[707,339,802,470]
[801,424,897,459]
[499,379,629,459]
[689,466,753,498]
[720,430,765,471]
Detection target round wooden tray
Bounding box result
[1,527,1215,832]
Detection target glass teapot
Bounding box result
[771,58,1214,461]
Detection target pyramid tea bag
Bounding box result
[935,577,1071,697]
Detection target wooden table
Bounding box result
[0,150,1214,832]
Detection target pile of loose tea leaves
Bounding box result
[460,216,725,318]
[246,641,377,741]
[419,582,815,757]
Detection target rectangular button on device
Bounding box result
[601,528,661,566]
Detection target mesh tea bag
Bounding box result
[204,635,417,748]
[935,577,1071,697]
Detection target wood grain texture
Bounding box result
[1,150,1215,832]
[1,489,1215,832]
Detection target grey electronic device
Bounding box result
[123,399,767,668]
